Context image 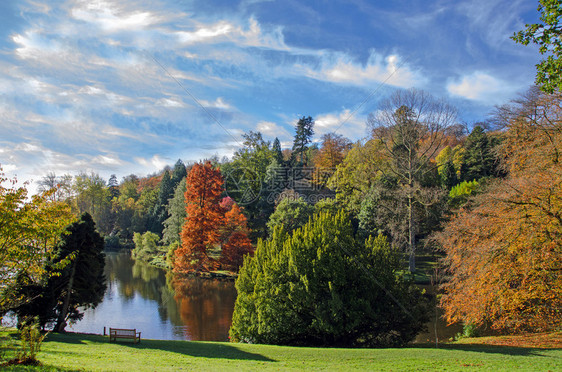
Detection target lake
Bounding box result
[68,251,236,341]
[68,251,461,343]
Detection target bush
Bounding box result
[448,180,479,208]
[16,322,45,365]
[104,235,121,251]
[1,319,46,366]
[230,210,430,347]
[132,232,165,262]
[454,323,480,340]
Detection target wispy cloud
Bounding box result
[301,51,426,89]
[456,0,530,51]
[446,71,520,104]
[314,110,367,140]
[199,97,233,110]
[134,154,169,170]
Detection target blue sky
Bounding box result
[0,0,541,189]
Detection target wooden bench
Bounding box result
[109,328,141,344]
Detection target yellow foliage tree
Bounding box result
[437,88,562,332]
[0,168,75,311]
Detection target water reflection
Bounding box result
[69,252,459,344]
[413,285,463,343]
[172,277,236,340]
[69,251,236,341]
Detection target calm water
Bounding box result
[67,251,460,343]
[68,251,236,341]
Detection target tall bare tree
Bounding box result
[368,89,457,272]
[38,172,73,202]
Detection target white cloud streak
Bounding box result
[446,71,519,104]
[300,51,426,89]
[313,110,367,140]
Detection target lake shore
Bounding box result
[1,329,561,371]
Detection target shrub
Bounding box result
[230,210,430,347]
[132,232,164,262]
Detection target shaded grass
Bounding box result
[1,330,561,371]
[399,253,443,284]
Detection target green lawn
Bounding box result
[1,330,561,371]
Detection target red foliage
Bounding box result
[174,163,253,274]
[137,175,162,192]
[175,162,224,273]
[220,204,253,271]
[219,196,235,211]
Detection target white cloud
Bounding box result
[236,17,288,50]
[12,31,63,60]
[71,0,161,32]
[176,16,288,50]
[314,110,367,140]
[446,71,517,104]
[14,143,42,153]
[135,154,168,170]
[256,121,292,141]
[301,51,426,89]
[199,97,232,110]
[93,154,123,166]
[176,22,233,44]
[156,97,186,108]
[2,164,18,173]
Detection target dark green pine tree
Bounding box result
[272,137,284,165]
[148,170,174,234]
[107,174,120,199]
[462,126,498,182]
[162,178,187,245]
[49,213,106,332]
[158,170,174,207]
[292,116,314,166]
[171,159,188,189]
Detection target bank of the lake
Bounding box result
[63,251,461,344]
[1,330,561,371]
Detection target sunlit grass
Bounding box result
[1,329,560,371]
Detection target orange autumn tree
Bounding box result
[175,162,253,274]
[437,87,562,332]
[176,162,224,273]
[220,202,253,271]
[313,133,352,185]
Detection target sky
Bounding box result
[0,0,542,190]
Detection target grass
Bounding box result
[398,252,443,285]
[1,329,561,371]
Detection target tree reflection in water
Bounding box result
[71,252,236,341]
[171,275,237,341]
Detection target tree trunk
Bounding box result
[408,185,416,273]
[56,257,77,332]
[407,147,416,273]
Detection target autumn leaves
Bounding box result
[438,88,562,333]
[174,162,253,273]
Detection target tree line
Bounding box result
[11,85,558,342]
[1,0,561,349]
[2,85,560,344]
